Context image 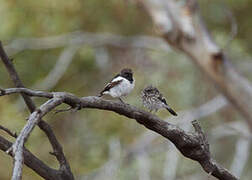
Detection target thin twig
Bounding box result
[54,107,73,114]
[0,125,17,138]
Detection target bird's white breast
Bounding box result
[108,76,135,98]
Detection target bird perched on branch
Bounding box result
[141,85,177,116]
[99,68,135,103]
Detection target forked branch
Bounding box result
[0,42,74,180]
[0,87,237,180]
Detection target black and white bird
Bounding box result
[141,85,177,116]
[99,68,135,103]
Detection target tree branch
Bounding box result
[0,135,60,180]
[0,87,238,180]
[0,42,74,180]
[0,125,17,138]
[6,98,63,180]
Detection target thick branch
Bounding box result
[0,87,238,180]
[134,0,252,128]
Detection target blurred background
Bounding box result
[0,0,251,179]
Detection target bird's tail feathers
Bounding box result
[165,106,177,116]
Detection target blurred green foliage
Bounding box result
[0,0,252,179]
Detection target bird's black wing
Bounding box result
[99,78,123,97]
[158,96,178,116]
[158,95,167,105]
[110,74,120,82]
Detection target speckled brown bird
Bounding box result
[141,85,177,116]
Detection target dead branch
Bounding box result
[0,87,238,180]
[0,125,17,138]
[6,98,63,180]
[0,135,60,180]
[0,42,74,180]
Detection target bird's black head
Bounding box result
[120,68,133,83]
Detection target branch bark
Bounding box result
[0,42,74,180]
[0,135,60,180]
[0,87,238,180]
[6,98,63,180]
[133,0,252,128]
[0,125,17,138]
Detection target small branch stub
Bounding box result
[0,87,6,95]
[192,120,210,152]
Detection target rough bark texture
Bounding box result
[0,42,74,180]
[0,88,238,180]
[0,136,59,180]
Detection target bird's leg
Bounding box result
[119,97,125,104]
[119,97,130,105]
